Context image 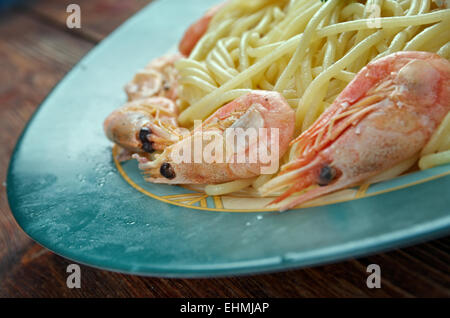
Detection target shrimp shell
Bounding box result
[260,51,450,211]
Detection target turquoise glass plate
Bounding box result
[7,0,450,277]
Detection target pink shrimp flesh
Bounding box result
[259,51,450,211]
[179,2,227,57]
[125,53,182,102]
[134,90,295,184]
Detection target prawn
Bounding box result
[259,51,450,211]
[133,90,295,184]
[104,97,188,161]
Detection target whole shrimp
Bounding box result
[133,90,295,184]
[260,51,450,211]
[104,97,189,161]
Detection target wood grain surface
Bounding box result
[0,0,449,298]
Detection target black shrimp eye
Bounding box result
[318,165,336,186]
[160,163,176,180]
[139,128,154,153]
[139,127,151,143]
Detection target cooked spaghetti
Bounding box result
[171,0,450,196]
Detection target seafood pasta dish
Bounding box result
[104,0,450,211]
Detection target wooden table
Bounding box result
[0,0,449,298]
